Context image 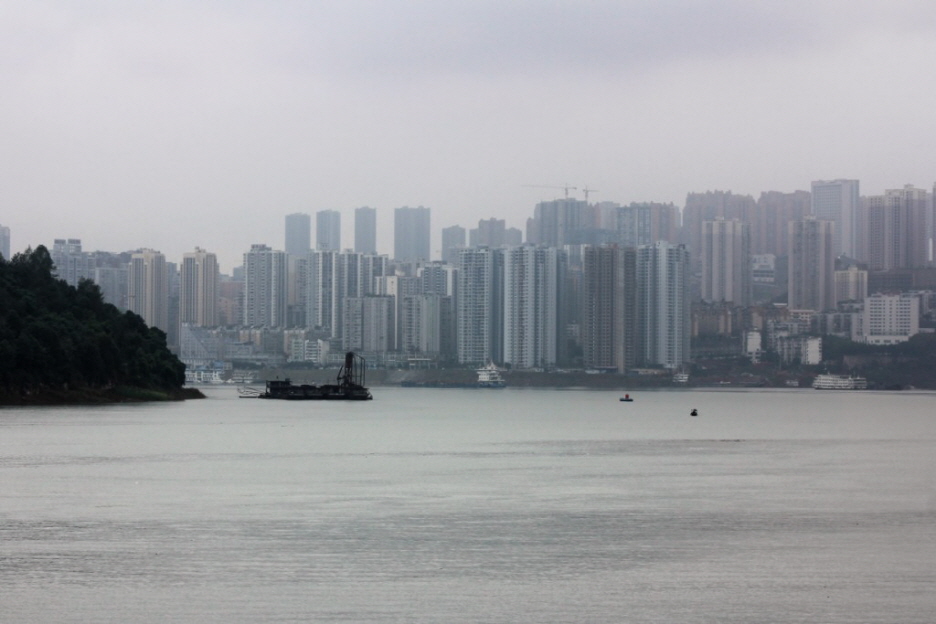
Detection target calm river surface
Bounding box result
[3,387,936,623]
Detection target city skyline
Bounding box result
[5,2,936,272]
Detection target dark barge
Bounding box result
[238,352,373,400]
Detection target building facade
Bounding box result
[636,242,690,369]
[456,247,504,365]
[316,209,341,251]
[128,249,169,334]
[284,213,311,256]
[394,206,431,262]
[853,293,920,345]
[243,244,287,327]
[788,218,835,311]
[354,206,377,254]
[180,248,219,327]
[701,218,751,306]
[581,245,637,372]
[811,179,859,258]
[502,245,567,369]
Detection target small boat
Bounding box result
[690,408,698,416]
[619,394,634,402]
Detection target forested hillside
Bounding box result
[0,246,192,403]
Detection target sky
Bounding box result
[4,1,936,272]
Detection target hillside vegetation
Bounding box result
[0,246,197,404]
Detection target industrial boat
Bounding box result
[238,352,373,400]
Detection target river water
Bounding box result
[2,387,935,623]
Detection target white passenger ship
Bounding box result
[812,374,868,390]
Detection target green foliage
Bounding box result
[0,246,185,398]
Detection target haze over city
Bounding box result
[4,1,936,271]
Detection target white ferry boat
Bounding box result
[476,362,506,388]
[812,374,867,390]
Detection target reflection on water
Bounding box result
[2,388,936,623]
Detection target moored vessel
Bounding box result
[239,352,373,400]
[476,362,506,388]
[812,374,867,390]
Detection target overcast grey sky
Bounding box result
[3,1,936,271]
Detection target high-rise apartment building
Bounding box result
[375,273,421,351]
[180,248,219,327]
[457,247,504,365]
[0,224,10,260]
[866,185,929,270]
[342,295,395,355]
[316,210,341,251]
[394,206,431,262]
[50,238,95,286]
[354,206,377,254]
[306,250,388,338]
[502,246,567,369]
[788,218,835,311]
[682,191,755,272]
[284,213,311,256]
[834,265,868,304]
[811,179,859,258]
[581,245,637,372]
[527,198,589,247]
[441,225,466,264]
[636,242,690,369]
[243,244,287,327]
[399,294,454,361]
[701,218,751,306]
[749,190,812,257]
[128,249,169,334]
[615,202,679,247]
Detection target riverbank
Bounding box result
[0,386,206,406]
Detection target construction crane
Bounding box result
[582,186,599,202]
[522,184,578,199]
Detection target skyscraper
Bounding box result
[788,217,834,311]
[581,245,637,372]
[636,242,690,369]
[180,248,219,327]
[811,179,859,258]
[354,206,377,254]
[394,206,431,262]
[316,209,341,251]
[243,244,287,327]
[866,185,929,270]
[615,202,679,247]
[457,247,504,365]
[701,218,751,306]
[527,198,589,247]
[502,245,567,369]
[441,225,466,264]
[50,238,95,286]
[284,213,311,256]
[306,250,388,338]
[470,218,509,248]
[342,295,395,355]
[128,249,169,334]
[682,191,755,272]
[748,190,812,257]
